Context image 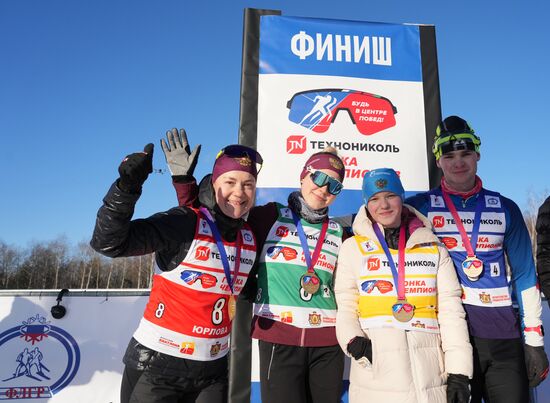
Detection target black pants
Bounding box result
[120,366,227,403]
[258,341,344,403]
[470,337,529,403]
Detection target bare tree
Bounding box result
[2,237,154,290]
[48,236,69,289]
[0,241,21,289]
[137,256,142,289]
[106,260,114,289]
[148,254,155,288]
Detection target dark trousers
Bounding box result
[120,366,227,403]
[258,341,344,403]
[470,337,529,403]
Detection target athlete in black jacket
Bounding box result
[91,136,262,403]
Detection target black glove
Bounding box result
[524,345,549,388]
[160,128,201,178]
[239,270,258,303]
[118,143,154,192]
[446,373,470,403]
[347,336,372,362]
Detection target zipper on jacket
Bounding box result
[267,344,276,381]
[462,193,477,208]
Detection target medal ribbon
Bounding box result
[441,191,484,258]
[199,207,241,294]
[373,221,406,300]
[291,212,328,274]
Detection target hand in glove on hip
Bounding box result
[446,373,470,403]
[118,143,154,193]
[525,344,549,388]
[347,336,372,363]
[160,128,201,178]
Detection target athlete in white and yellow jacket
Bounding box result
[335,168,472,403]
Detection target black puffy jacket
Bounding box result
[536,196,550,305]
[90,176,245,375]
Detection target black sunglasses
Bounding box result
[216,144,264,173]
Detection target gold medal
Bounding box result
[228,295,236,321]
[300,273,321,295]
[462,256,483,281]
[392,299,415,322]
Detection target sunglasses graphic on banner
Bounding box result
[181,270,217,288]
[287,89,397,135]
[360,279,394,294]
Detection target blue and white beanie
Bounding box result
[362,168,404,204]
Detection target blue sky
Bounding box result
[1,0,549,248]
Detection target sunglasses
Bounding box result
[432,132,481,159]
[306,166,343,195]
[287,89,397,136]
[216,144,264,173]
[180,270,217,289]
[360,279,393,294]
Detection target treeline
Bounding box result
[0,193,546,290]
[0,236,154,290]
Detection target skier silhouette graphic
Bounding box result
[3,347,50,381]
[299,94,338,128]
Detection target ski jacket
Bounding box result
[253,202,341,331]
[91,180,256,373]
[335,204,472,403]
[406,187,544,346]
[246,202,344,346]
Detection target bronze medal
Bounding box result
[228,295,236,321]
[462,256,483,281]
[392,299,415,322]
[300,273,321,295]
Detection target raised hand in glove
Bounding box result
[160,128,201,177]
[446,373,470,403]
[525,345,549,388]
[347,336,372,362]
[118,143,154,193]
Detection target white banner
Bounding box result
[0,291,146,402]
[254,16,432,216]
